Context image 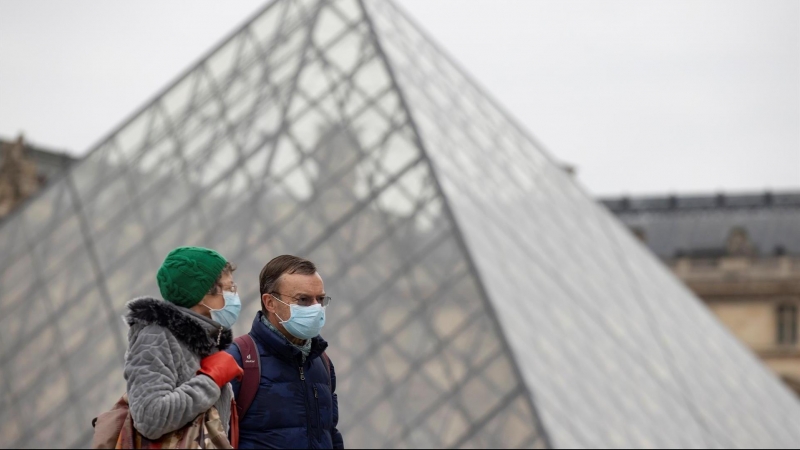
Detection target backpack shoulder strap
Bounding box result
[233,334,261,419]
[321,351,331,386]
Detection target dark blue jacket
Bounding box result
[226,313,344,449]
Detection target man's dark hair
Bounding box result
[259,255,317,296]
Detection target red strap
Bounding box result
[321,352,331,386]
[229,399,239,449]
[233,335,260,419]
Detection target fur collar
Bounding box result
[126,297,233,357]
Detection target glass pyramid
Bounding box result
[1,0,799,448]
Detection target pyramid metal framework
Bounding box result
[2,0,800,448]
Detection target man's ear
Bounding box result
[262,293,274,313]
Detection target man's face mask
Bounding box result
[272,294,326,340]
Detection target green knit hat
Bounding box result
[156,246,228,308]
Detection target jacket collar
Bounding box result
[126,297,233,357]
[250,312,329,363]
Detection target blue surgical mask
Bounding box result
[274,296,326,340]
[203,291,241,329]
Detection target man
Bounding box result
[227,255,344,449]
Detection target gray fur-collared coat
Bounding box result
[124,297,234,441]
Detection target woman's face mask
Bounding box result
[202,290,242,329]
[272,295,326,340]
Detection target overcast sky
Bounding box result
[0,0,797,197]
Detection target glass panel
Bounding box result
[161,70,201,122]
[20,182,74,241]
[30,213,83,277]
[105,251,158,311]
[0,217,25,267]
[206,33,247,85]
[94,219,148,269]
[0,253,35,314]
[45,250,96,311]
[133,135,185,199]
[149,208,207,254]
[83,175,134,238]
[249,0,287,45]
[314,3,351,48]
[113,108,156,163]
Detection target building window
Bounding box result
[777,304,798,346]
[726,226,755,257]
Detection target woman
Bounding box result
[123,246,243,444]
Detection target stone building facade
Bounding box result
[0,135,74,220]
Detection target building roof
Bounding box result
[604,192,800,258]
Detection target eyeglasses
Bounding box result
[209,282,237,295]
[271,292,331,308]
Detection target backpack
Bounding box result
[90,394,236,449]
[233,335,331,419]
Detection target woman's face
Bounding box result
[203,271,235,311]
